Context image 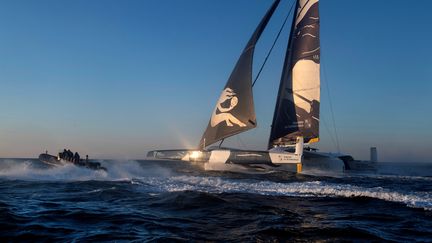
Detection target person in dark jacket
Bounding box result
[67,150,73,161]
[74,152,80,164]
[62,149,68,160]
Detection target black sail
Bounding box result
[269,0,320,148]
[199,0,280,149]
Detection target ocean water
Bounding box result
[0,158,431,241]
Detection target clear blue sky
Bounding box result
[0,0,431,162]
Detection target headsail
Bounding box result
[199,0,280,149]
[269,0,320,148]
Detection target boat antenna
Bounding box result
[252,0,296,87]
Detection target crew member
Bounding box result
[67,150,73,162]
[74,152,80,164]
[63,149,68,160]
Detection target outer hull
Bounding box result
[302,151,346,173]
[38,153,65,166]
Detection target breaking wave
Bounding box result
[0,159,430,211]
[0,158,430,241]
[133,175,432,211]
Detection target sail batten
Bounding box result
[269,0,321,148]
[199,0,280,149]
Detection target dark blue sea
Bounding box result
[0,158,431,242]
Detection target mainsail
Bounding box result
[199,0,280,149]
[269,0,320,148]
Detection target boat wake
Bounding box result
[0,159,172,181]
[0,159,430,211]
[132,175,432,211]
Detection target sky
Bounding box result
[0,0,431,162]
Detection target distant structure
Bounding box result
[370,147,378,162]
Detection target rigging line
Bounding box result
[322,58,341,153]
[218,139,224,148]
[236,134,246,150]
[321,116,338,150]
[252,0,296,87]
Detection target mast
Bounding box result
[268,0,321,148]
[199,0,281,149]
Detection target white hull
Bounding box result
[203,149,344,173]
[147,148,345,173]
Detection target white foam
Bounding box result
[137,175,432,211]
[0,161,107,181]
[1,159,430,210]
[0,159,172,181]
[102,160,172,180]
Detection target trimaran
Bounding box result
[147,0,377,173]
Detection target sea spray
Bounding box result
[0,159,173,181]
[0,159,431,241]
[134,175,432,211]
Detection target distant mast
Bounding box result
[199,0,281,149]
[269,0,321,148]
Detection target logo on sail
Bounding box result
[210,88,246,128]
